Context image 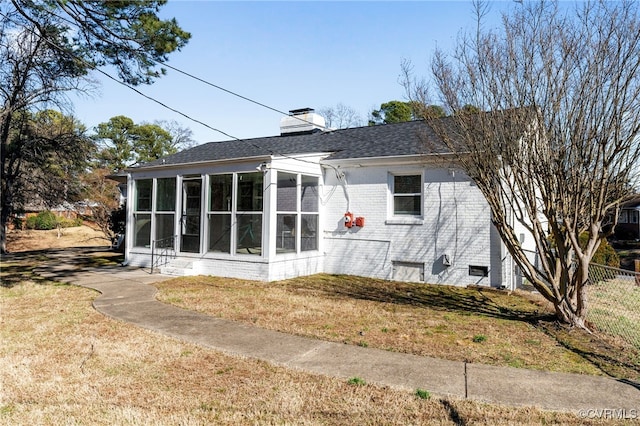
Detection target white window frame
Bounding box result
[275,172,320,255]
[206,172,264,257]
[386,171,424,225]
[207,173,233,254]
[133,179,153,248]
[154,177,177,249]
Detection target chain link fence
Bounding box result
[587,262,640,349]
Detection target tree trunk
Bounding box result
[0,203,9,254]
[553,296,589,330]
[0,164,13,254]
[0,226,7,254]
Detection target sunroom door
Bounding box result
[180,178,202,253]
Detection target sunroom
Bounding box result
[125,155,326,281]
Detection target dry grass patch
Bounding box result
[6,224,109,253]
[156,274,640,379]
[1,273,611,425]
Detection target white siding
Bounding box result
[126,159,505,287]
[321,165,500,287]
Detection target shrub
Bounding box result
[550,232,620,268]
[25,215,38,230]
[23,211,83,230]
[12,217,24,230]
[109,203,126,236]
[586,235,620,268]
[34,211,58,230]
[58,217,83,228]
[25,211,59,230]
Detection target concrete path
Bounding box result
[32,249,640,415]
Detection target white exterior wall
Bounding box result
[321,164,502,287]
[125,156,506,287]
[263,155,326,280]
[125,155,327,282]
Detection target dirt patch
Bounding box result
[6,225,110,252]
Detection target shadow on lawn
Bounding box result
[287,274,554,324]
[0,247,123,289]
[287,274,640,380]
[537,321,640,381]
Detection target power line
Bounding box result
[0,6,356,204]
[94,68,242,142]
[0,6,371,172]
[0,10,256,142]
[8,3,377,138]
[159,62,335,132]
[5,4,337,134]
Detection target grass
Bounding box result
[2,264,617,424]
[347,377,366,386]
[155,274,640,380]
[415,389,431,400]
[1,230,638,424]
[5,224,109,253]
[587,276,640,349]
[473,334,488,343]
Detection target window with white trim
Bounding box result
[208,174,232,253]
[276,172,297,253]
[236,173,263,255]
[133,179,152,247]
[207,172,263,255]
[301,175,319,252]
[275,172,319,254]
[391,174,422,216]
[155,177,176,247]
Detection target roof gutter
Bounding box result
[125,154,274,173]
[322,153,458,168]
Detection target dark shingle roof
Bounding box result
[138,119,451,169]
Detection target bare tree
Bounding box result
[404,0,640,328]
[318,103,363,129]
[153,119,198,150]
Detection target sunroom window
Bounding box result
[620,210,629,224]
[208,174,232,253]
[276,172,297,253]
[155,178,176,247]
[301,175,319,251]
[236,173,263,255]
[133,179,152,247]
[276,172,319,254]
[207,172,263,256]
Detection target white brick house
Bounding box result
[123,109,518,288]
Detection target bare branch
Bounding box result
[405,0,640,328]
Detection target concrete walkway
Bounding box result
[33,250,640,415]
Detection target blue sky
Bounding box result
[70,1,511,144]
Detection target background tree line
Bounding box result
[0,0,190,253]
[5,110,195,240]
